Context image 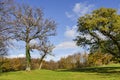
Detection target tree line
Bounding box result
[0,51,117,72]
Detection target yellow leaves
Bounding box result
[78,8,120,36]
[99,25,109,32]
[93,8,117,18]
[98,17,108,24]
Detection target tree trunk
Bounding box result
[39,54,46,70]
[39,61,43,70]
[26,43,31,71]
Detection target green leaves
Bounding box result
[75,8,120,58]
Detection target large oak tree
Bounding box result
[75,8,120,61]
[12,5,56,71]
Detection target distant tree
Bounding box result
[58,57,66,69]
[12,5,56,71]
[73,53,81,68]
[58,53,88,69]
[88,51,113,66]
[31,58,39,69]
[42,60,58,70]
[75,8,120,60]
[10,58,26,71]
[1,58,26,72]
[1,58,10,72]
[82,52,88,66]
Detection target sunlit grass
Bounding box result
[0,64,120,80]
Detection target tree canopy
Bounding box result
[75,8,120,59]
[0,0,14,56]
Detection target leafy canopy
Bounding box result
[75,8,120,58]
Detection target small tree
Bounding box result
[30,38,54,69]
[12,5,56,71]
[39,41,54,69]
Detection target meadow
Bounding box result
[0,64,120,80]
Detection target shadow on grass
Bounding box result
[57,66,120,74]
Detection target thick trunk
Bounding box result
[26,43,31,71]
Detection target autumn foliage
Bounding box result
[0,51,115,72]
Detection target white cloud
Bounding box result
[64,26,77,38]
[54,41,77,50]
[95,31,107,40]
[65,12,75,19]
[78,31,107,43]
[30,39,38,46]
[65,29,75,38]
[73,2,94,16]
[18,54,25,57]
[66,2,94,19]
[7,53,25,58]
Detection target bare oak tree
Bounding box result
[30,38,54,69]
[38,41,54,70]
[12,5,56,71]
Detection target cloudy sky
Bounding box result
[8,0,120,61]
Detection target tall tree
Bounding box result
[75,8,120,61]
[0,0,14,72]
[12,5,56,71]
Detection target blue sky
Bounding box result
[8,0,120,61]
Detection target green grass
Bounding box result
[0,64,120,80]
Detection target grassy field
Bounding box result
[0,64,120,80]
